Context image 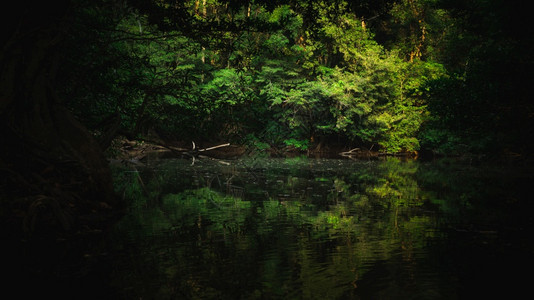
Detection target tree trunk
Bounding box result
[1,2,120,236]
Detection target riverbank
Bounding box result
[104,135,425,163]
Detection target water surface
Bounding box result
[109,156,534,299]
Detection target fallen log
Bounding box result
[115,137,231,161]
[339,147,361,156]
[197,143,231,152]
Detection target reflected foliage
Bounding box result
[106,157,534,298]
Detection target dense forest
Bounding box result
[2,0,533,253]
[60,0,533,156]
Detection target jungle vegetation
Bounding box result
[43,0,534,155]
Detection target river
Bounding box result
[106,156,533,299]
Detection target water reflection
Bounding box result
[110,157,533,299]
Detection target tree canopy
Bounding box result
[35,0,528,157]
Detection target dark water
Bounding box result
[106,156,533,299]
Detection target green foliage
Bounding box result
[283,138,309,150]
[60,0,529,156]
[323,56,440,152]
[388,0,451,61]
